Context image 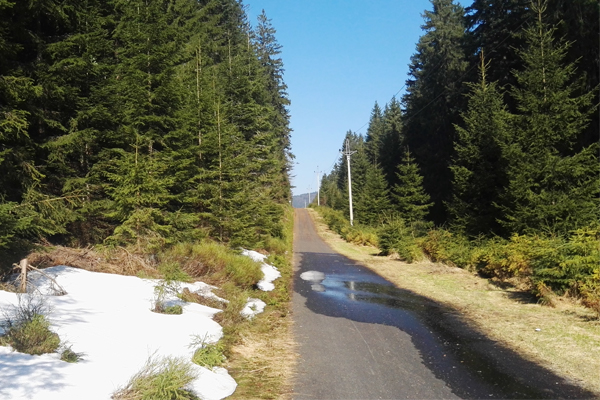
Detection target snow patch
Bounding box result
[240,249,281,292]
[0,266,236,400]
[240,298,266,320]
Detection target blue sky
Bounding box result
[245,0,470,197]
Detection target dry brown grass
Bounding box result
[307,209,600,396]
[26,246,160,277]
[227,309,296,400]
[180,287,225,310]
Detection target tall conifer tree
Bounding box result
[364,102,385,165]
[379,97,403,187]
[402,0,468,223]
[500,0,599,235]
[449,53,512,237]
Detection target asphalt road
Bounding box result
[290,209,595,400]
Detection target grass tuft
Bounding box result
[1,294,60,355]
[112,355,198,400]
[190,334,225,369]
[60,344,85,363]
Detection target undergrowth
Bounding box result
[315,206,378,247]
[0,294,60,355]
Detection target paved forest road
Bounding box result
[290,209,594,400]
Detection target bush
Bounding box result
[112,355,198,400]
[378,217,421,262]
[316,207,350,235]
[344,226,378,247]
[419,229,474,269]
[1,294,60,355]
[530,227,600,300]
[5,314,60,355]
[158,262,191,283]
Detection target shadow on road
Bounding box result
[295,250,597,399]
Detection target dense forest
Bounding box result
[319,0,599,310]
[0,0,292,266]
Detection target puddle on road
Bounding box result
[297,265,570,399]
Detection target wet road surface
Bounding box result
[291,209,595,399]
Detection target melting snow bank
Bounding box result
[0,266,237,400]
[240,249,281,291]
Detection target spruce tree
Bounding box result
[255,10,293,202]
[402,0,468,223]
[465,0,529,96]
[364,102,385,165]
[379,97,403,188]
[99,0,186,245]
[392,149,433,223]
[449,53,512,237]
[355,164,392,226]
[500,0,599,236]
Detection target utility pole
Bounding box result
[307,188,311,205]
[342,139,356,226]
[315,167,322,206]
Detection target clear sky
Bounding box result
[245,0,470,197]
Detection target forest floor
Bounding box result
[307,209,600,396]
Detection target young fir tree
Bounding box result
[354,164,392,226]
[500,0,599,236]
[392,149,433,223]
[448,52,512,237]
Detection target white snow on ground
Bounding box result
[0,266,237,400]
[240,298,266,320]
[240,249,281,292]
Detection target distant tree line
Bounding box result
[320,0,598,239]
[0,0,292,257]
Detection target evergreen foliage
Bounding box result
[379,98,403,187]
[449,53,511,237]
[392,149,432,223]
[0,0,293,261]
[364,102,384,165]
[500,0,599,236]
[402,0,468,223]
[354,164,391,226]
[316,0,598,312]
